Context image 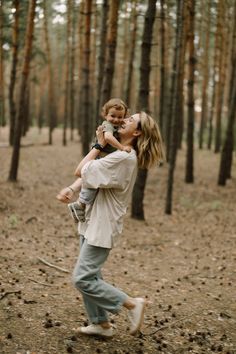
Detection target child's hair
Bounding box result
[135,111,166,169]
[101,98,128,118]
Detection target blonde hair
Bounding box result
[135,112,165,169]
[101,98,128,117]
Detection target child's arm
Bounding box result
[104,132,131,152]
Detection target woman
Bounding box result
[57,112,165,337]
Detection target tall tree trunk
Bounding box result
[70,0,76,141]
[165,0,185,215]
[218,1,236,185]
[207,0,222,150]
[177,1,188,149]
[124,0,137,108]
[199,1,211,149]
[63,0,72,146]
[43,0,56,145]
[8,0,36,182]
[9,0,20,145]
[81,0,92,155]
[90,0,97,133]
[0,0,5,127]
[185,0,195,183]
[77,0,84,134]
[159,0,166,134]
[22,82,30,136]
[95,0,108,125]
[100,0,119,105]
[214,1,226,153]
[131,0,156,220]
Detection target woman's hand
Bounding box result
[96,125,106,147]
[56,187,74,204]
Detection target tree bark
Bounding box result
[218,1,236,185]
[214,1,226,153]
[207,0,222,150]
[131,0,156,220]
[124,0,137,108]
[9,0,20,145]
[70,0,76,141]
[199,1,211,149]
[95,0,108,125]
[43,0,56,145]
[8,0,37,181]
[185,0,195,184]
[159,0,166,134]
[63,0,72,146]
[0,0,5,127]
[81,0,92,155]
[165,0,185,214]
[100,0,119,105]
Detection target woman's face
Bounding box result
[118,114,141,138]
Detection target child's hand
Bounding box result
[56,187,74,203]
[122,145,132,153]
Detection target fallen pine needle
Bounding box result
[37,257,69,273]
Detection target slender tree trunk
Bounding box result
[177,1,188,149]
[43,0,56,145]
[90,0,97,133]
[214,1,226,153]
[8,0,37,181]
[207,0,222,150]
[95,0,108,124]
[0,0,5,127]
[218,1,236,185]
[63,0,72,146]
[100,0,119,106]
[185,0,195,183]
[218,76,236,185]
[199,1,211,149]
[124,0,137,108]
[70,0,76,141]
[9,0,20,145]
[22,82,30,135]
[165,0,185,215]
[131,0,156,220]
[159,0,166,134]
[81,0,92,155]
[77,0,84,134]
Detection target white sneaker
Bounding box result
[75,324,113,338]
[128,298,146,335]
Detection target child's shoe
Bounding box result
[68,202,85,223]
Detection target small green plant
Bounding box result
[9,214,18,228]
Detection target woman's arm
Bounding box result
[56,177,83,203]
[75,126,106,176]
[74,148,101,177]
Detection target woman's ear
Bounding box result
[133,129,142,137]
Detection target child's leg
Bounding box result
[79,188,98,205]
[68,188,98,223]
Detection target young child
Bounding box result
[59,98,130,223]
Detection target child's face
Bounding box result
[105,107,126,126]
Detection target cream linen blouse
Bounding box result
[78,149,138,248]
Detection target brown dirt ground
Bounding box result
[0,127,236,354]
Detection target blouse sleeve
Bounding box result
[81,150,136,190]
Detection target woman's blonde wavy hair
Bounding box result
[135,111,165,169]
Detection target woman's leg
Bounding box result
[73,236,128,324]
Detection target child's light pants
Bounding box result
[72,235,128,324]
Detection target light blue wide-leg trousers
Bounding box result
[72,235,128,324]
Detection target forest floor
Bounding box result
[0,127,235,354]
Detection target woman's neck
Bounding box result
[120,137,134,148]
